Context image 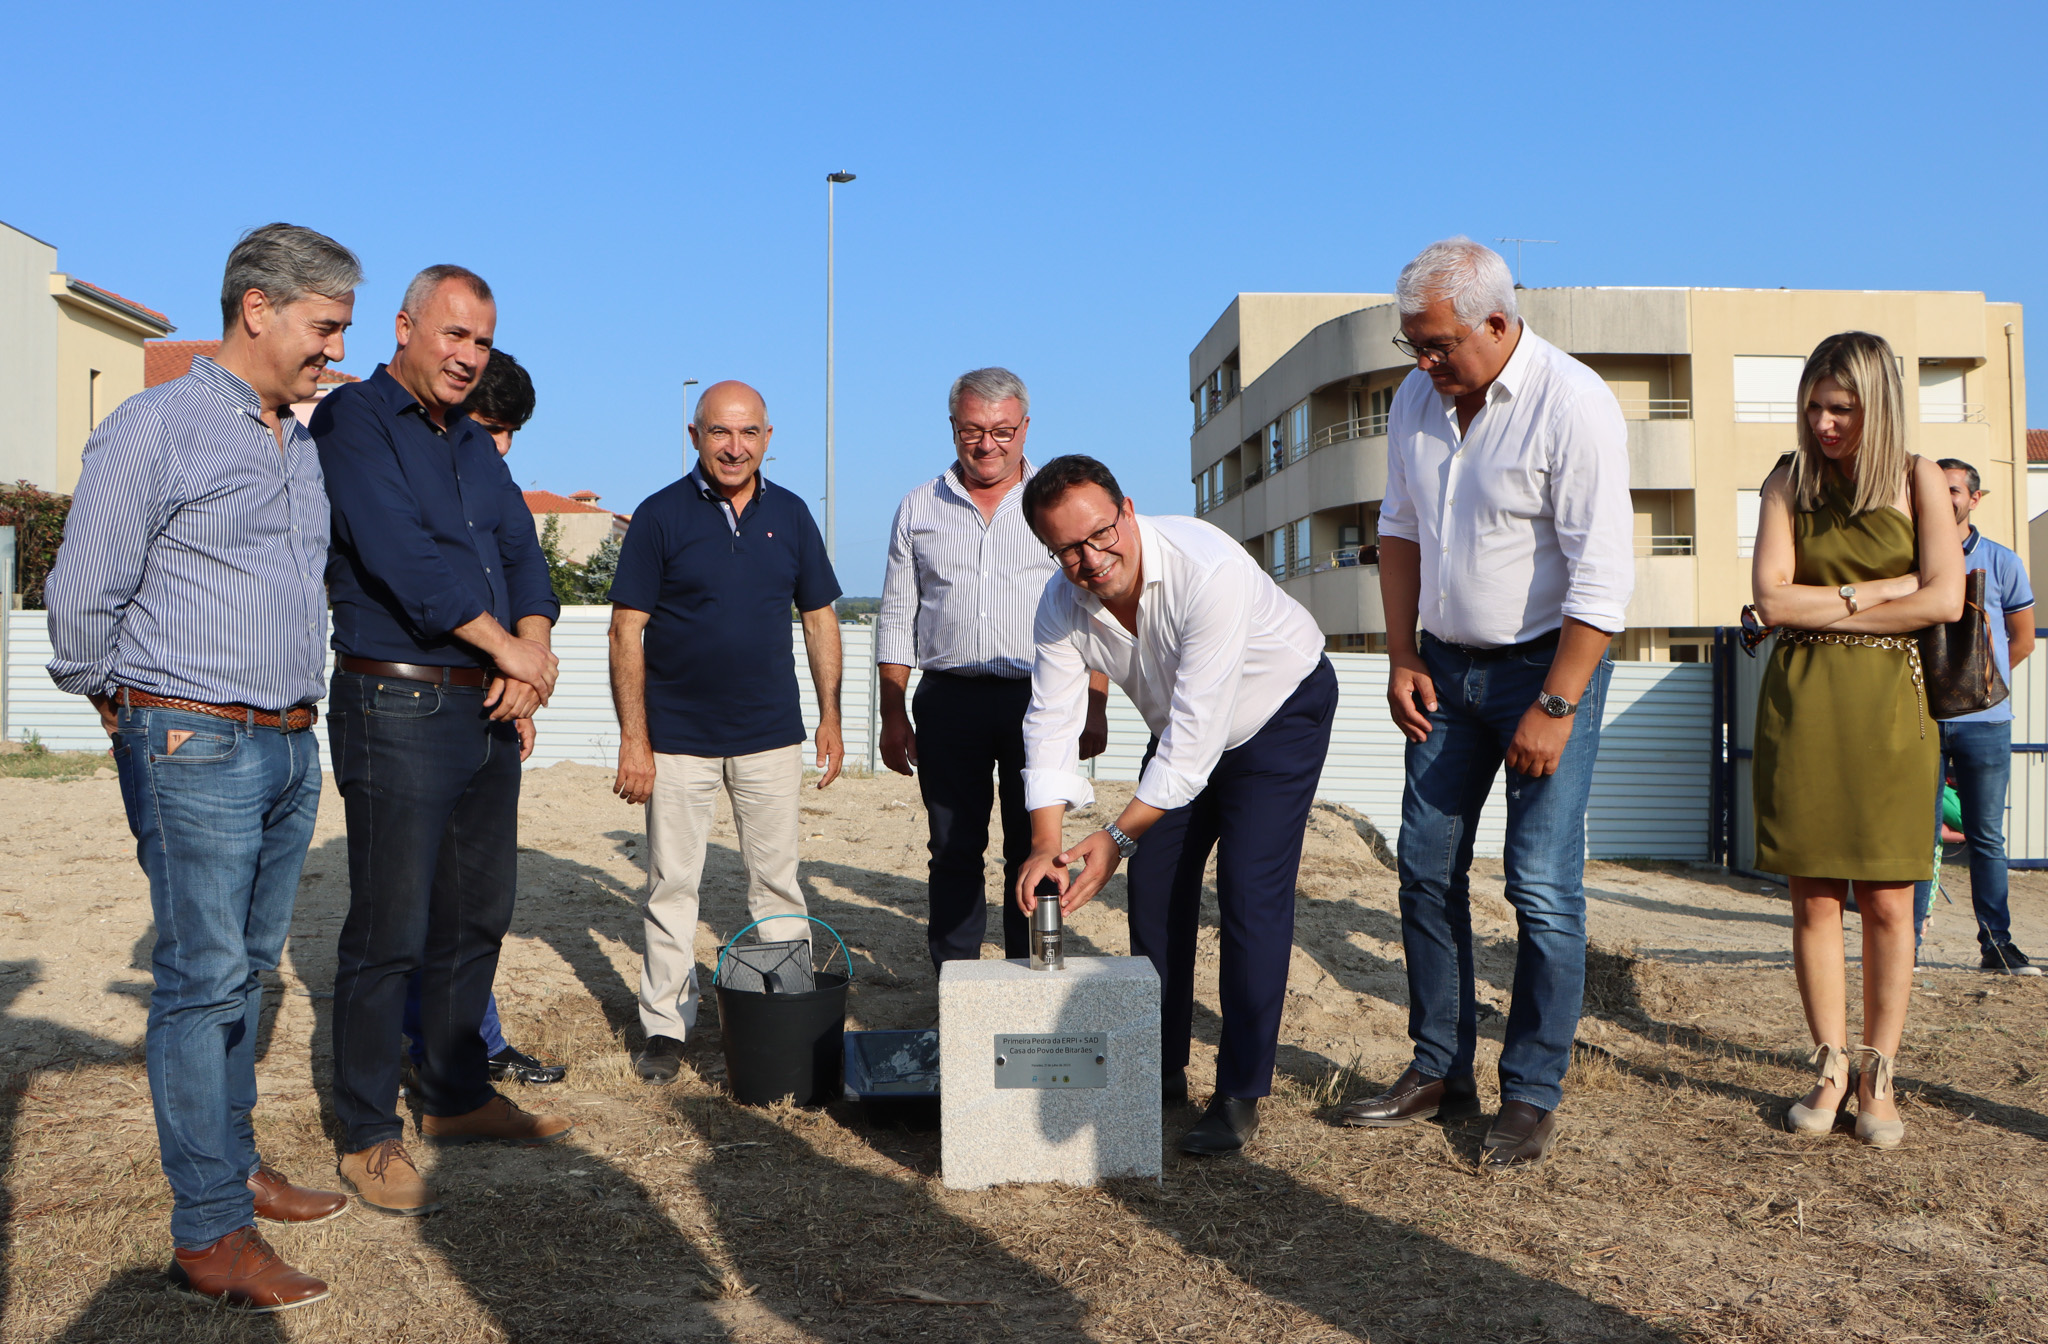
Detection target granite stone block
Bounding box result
[939,956,1161,1190]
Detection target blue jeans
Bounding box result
[403,979,508,1062]
[327,671,521,1151]
[111,703,322,1249]
[1912,719,2014,953]
[1396,634,1611,1112]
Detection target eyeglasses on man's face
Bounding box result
[953,420,1021,446]
[1391,321,1488,368]
[1048,522,1119,569]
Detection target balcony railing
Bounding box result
[1312,413,1391,451]
[1923,403,1987,424]
[1734,401,1798,424]
[1194,479,1244,515]
[1614,398,1691,419]
[1634,535,1694,557]
[1192,387,1239,431]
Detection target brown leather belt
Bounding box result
[338,656,492,688]
[117,687,318,732]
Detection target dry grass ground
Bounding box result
[2,765,2045,1343]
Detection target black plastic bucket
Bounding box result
[712,917,850,1107]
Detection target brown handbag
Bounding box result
[1919,567,2007,720]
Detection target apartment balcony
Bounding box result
[1238,433,1388,537]
[1625,551,1697,628]
[1279,555,1386,635]
[1626,418,1693,489]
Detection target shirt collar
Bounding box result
[369,363,469,438]
[187,355,272,425]
[1964,525,1981,556]
[689,462,766,502]
[938,457,1034,509]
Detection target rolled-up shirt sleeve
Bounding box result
[494,463,560,627]
[876,496,918,667]
[314,393,489,640]
[45,402,179,696]
[1378,379,1420,544]
[1021,580,1095,812]
[1548,390,1634,634]
[1136,555,1254,810]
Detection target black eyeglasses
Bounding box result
[953,421,1021,446]
[1391,322,1485,367]
[1048,522,1119,569]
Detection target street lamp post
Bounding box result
[825,171,856,563]
[680,378,699,477]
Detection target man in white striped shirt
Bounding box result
[877,368,1107,969]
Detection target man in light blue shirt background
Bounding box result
[1914,458,2038,974]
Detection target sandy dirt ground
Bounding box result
[2,763,2045,1343]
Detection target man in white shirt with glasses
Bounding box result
[1338,237,1632,1170]
[877,368,1107,972]
[1015,455,1337,1156]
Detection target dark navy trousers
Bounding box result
[1126,657,1337,1099]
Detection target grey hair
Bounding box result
[401,264,494,318]
[218,223,362,329]
[948,366,1030,419]
[1937,457,1982,495]
[1395,237,1518,327]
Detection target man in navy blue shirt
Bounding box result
[607,380,843,1083]
[1914,458,2038,974]
[313,265,573,1217]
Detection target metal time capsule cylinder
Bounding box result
[1029,877,1065,971]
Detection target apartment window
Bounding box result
[1267,420,1285,475]
[1292,517,1311,574]
[1919,362,1968,423]
[1736,488,1762,559]
[1733,356,1804,423]
[1368,385,1395,432]
[1268,527,1288,579]
[1288,400,1311,461]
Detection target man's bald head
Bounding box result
[693,379,767,431]
[689,379,774,500]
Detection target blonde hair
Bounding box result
[1789,330,1908,515]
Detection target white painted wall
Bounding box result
[0,221,60,490]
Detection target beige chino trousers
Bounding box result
[638,744,811,1041]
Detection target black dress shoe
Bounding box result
[635,1035,685,1084]
[1480,1100,1560,1170]
[489,1045,567,1086]
[1179,1096,1259,1156]
[1336,1065,1480,1128]
[1162,1068,1189,1108]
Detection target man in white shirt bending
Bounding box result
[1337,238,1633,1170]
[877,368,1108,971]
[1016,456,1337,1156]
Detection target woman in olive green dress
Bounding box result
[1751,330,1964,1148]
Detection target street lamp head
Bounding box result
[827,171,856,183]
[683,379,699,387]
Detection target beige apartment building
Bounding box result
[1189,287,2028,660]
[1,219,175,494]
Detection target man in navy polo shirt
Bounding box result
[1913,458,2038,974]
[608,380,844,1082]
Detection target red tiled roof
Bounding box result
[71,278,170,325]
[2029,428,2048,464]
[525,490,615,516]
[144,339,357,389]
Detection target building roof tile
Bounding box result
[145,339,358,389]
[2028,428,2048,465]
[525,490,615,516]
[70,278,171,325]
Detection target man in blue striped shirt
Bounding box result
[877,368,1107,972]
[45,223,360,1313]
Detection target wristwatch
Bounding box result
[1535,692,1577,719]
[1103,823,1140,859]
[1839,584,1858,615]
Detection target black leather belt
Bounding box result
[1423,628,1562,661]
[338,656,491,687]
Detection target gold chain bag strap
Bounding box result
[1776,628,1927,739]
[1917,567,2008,721]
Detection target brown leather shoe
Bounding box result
[338,1138,441,1217]
[1337,1066,1482,1128]
[420,1093,574,1147]
[248,1163,348,1225]
[168,1226,329,1313]
[1480,1100,1560,1170]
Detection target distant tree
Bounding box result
[578,534,621,604]
[0,481,72,610]
[537,514,584,606]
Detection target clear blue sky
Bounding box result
[5,1,2043,595]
